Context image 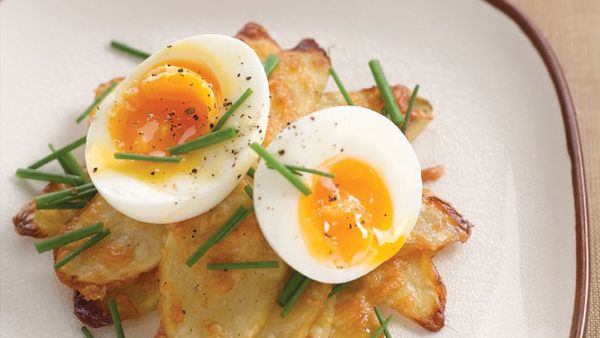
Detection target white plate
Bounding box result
[0,0,588,337]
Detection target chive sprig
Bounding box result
[207,261,278,270]
[54,228,110,270]
[328,282,350,298]
[35,182,96,208]
[371,315,392,338]
[36,201,87,210]
[250,143,311,196]
[169,127,238,155]
[110,40,151,59]
[212,88,253,131]
[76,82,118,123]
[401,84,420,134]
[35,222,103,253]
[281,276,311,317]
[186,206,253,267]
[108,298,125,338]
[49,144,86,180]
[368,59,404,125]
[81,326,94,338]
[16,168,84,186]
[329,68,354,106]
[244,185,253,199]
[263,54,280,77]
[114,152,181,163]
[282,165,334,178]
[374,305,392,338]
[277,271,306,306]
[29,136,87,169]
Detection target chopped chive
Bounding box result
[250,143,311,196]
[34,182,96,206]
[81,326,94,338]
[110,40,151,59]
[374,306,392,338]
[266,163,331,177]
[54,228,110,270]
[35,222,103,253]
[329,68,354,105]
[76,82,118,123]
[37,186,98,207]
[401,84,420,134]
[16,168,84,185]
[368,59,404,125]
[36,201,87,210]
[277,271,306,306]
[244,185,253,199]
[186,207,253,267]
[169,127,238,155]
[29,136,87,169]
[370,315,392,338]
[107,298,125,338]
[328,282,350,298]
[49,144,71,174]
[263,54,280,77]
[212,88,253,131]
[246,167,256,178]
[284,165,334,178]
[281,276,310,317]
[207,261,278,270]
[49,144,86,181]
[114,152,182,163]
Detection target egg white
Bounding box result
[86,35,270,224]
[253,106,422,283]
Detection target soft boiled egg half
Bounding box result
[253,106,422,283]
[86,35,270,224]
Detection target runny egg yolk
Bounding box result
[109,62,221,154]
[104,62,221,181]
[298,158,398,269]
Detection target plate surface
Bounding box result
[0,0,587,337]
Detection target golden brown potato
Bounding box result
[327,286,380,338]
[159,183,288,337]
[54,195,165,300]
[402,193,472,254]
[387,252,446,331]
[306,294,337,338]
[235,22,282,60]
[258,282,331,338]
[264,39,331,144]
[13,183,79,238]
[74,268,160,328]
[318,86,433,141]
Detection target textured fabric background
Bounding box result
[510,0,599,336]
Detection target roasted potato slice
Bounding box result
[74,268,160,328]
[402,193,472,254]
[306,294,337,338]
[328,287,380,338]
[258,282,331,338]
[55,195,165,300]
[159,183,288,337]
[386,252,446,331]
[264,39,331,144]
[318,86,433,141]
[235,22,282,60]
[13,183,79,238]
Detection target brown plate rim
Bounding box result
[485,1,590,337]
